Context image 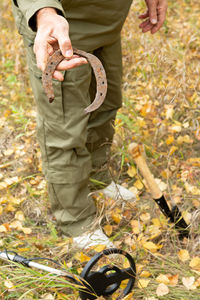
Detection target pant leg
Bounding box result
[22,35,96,237]
[87,37,123,187]
[18,21,122,236]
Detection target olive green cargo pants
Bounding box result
[12,0,132,237]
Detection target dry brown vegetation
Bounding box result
[0,0,200,299]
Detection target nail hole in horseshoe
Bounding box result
[102,81,104,84]
[100,92,103,96]
[46,73,49,76]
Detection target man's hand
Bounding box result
[139,0,167,34]
[33,8,87,81]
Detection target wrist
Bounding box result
[36,7,57,27]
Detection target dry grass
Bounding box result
[0,0,200,299]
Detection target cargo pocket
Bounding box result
[36,114,92,185]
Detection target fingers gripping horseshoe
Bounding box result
[42,49,107,114]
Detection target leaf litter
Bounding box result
[0,0,200,299]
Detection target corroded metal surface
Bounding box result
[42,48,107,113]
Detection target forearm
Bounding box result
[13,0,65,31]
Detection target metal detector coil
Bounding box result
[0,248,136,299]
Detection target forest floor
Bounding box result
[0,1,200,299]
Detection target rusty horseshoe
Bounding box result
[42,49,107,114]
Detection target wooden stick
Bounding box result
[128,143,189,238]
[128,143,162,199]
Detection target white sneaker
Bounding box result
[101,181,136,202]
[73,228,114,249]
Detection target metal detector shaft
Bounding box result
[0,252,68,276]
[0,251,75,282]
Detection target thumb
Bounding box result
[148,0,158,24]
[57,32,73,58]
[53,22,73,58]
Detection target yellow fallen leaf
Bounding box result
[140,212,150,222]
[15,211,25,221]
[0,161,13,169]
[0,206,3,215]
[169,146,178,156]
[10,220,23,230]
[140,103,154,117]
[121,292,134,300]
[10,196,24,205]
[165,105,174,119]
[148,225,161,239]
[184,182,200,195]
[125,236,134,247]
[123,259,131,268]
[74,252,91,263]
[169,124,182,132]
[103,224,113,237]
[0,224,7,232]
[155,178,167,191]
[182,211,191,224]
[189,257,200,271]
[178,249,190,262]
[166,135,174,145]
[140,270,151,278]
[17,247,31,253]
[183,122,189,128]
[111,209,121,224]
[130,243,136,251]
[5,203,16,212]
[30,179,38,185]
[93,244,106,252]
[4,176,19,186]
[168,274,179,286]
[182,276,196,290]
[0,182,8,190]
[3,149,14,156]
[156,283,169,296]
[129,186,139,196]
[177,135,193,144]
[152,218,161,227]
[127,166,137,178]
[194,277,200,288]
[187,157,200,167]
[161,169,171,179]
[131,220,140,234]
[138,279,150,289]
[4,279,14,289]
[142,241,163,253]
[137,232,146,242]
[192,199,200,208]
[156,274,170,284]
[22,227,32,235]
[134,179,144,190]
[41,293,55,300]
